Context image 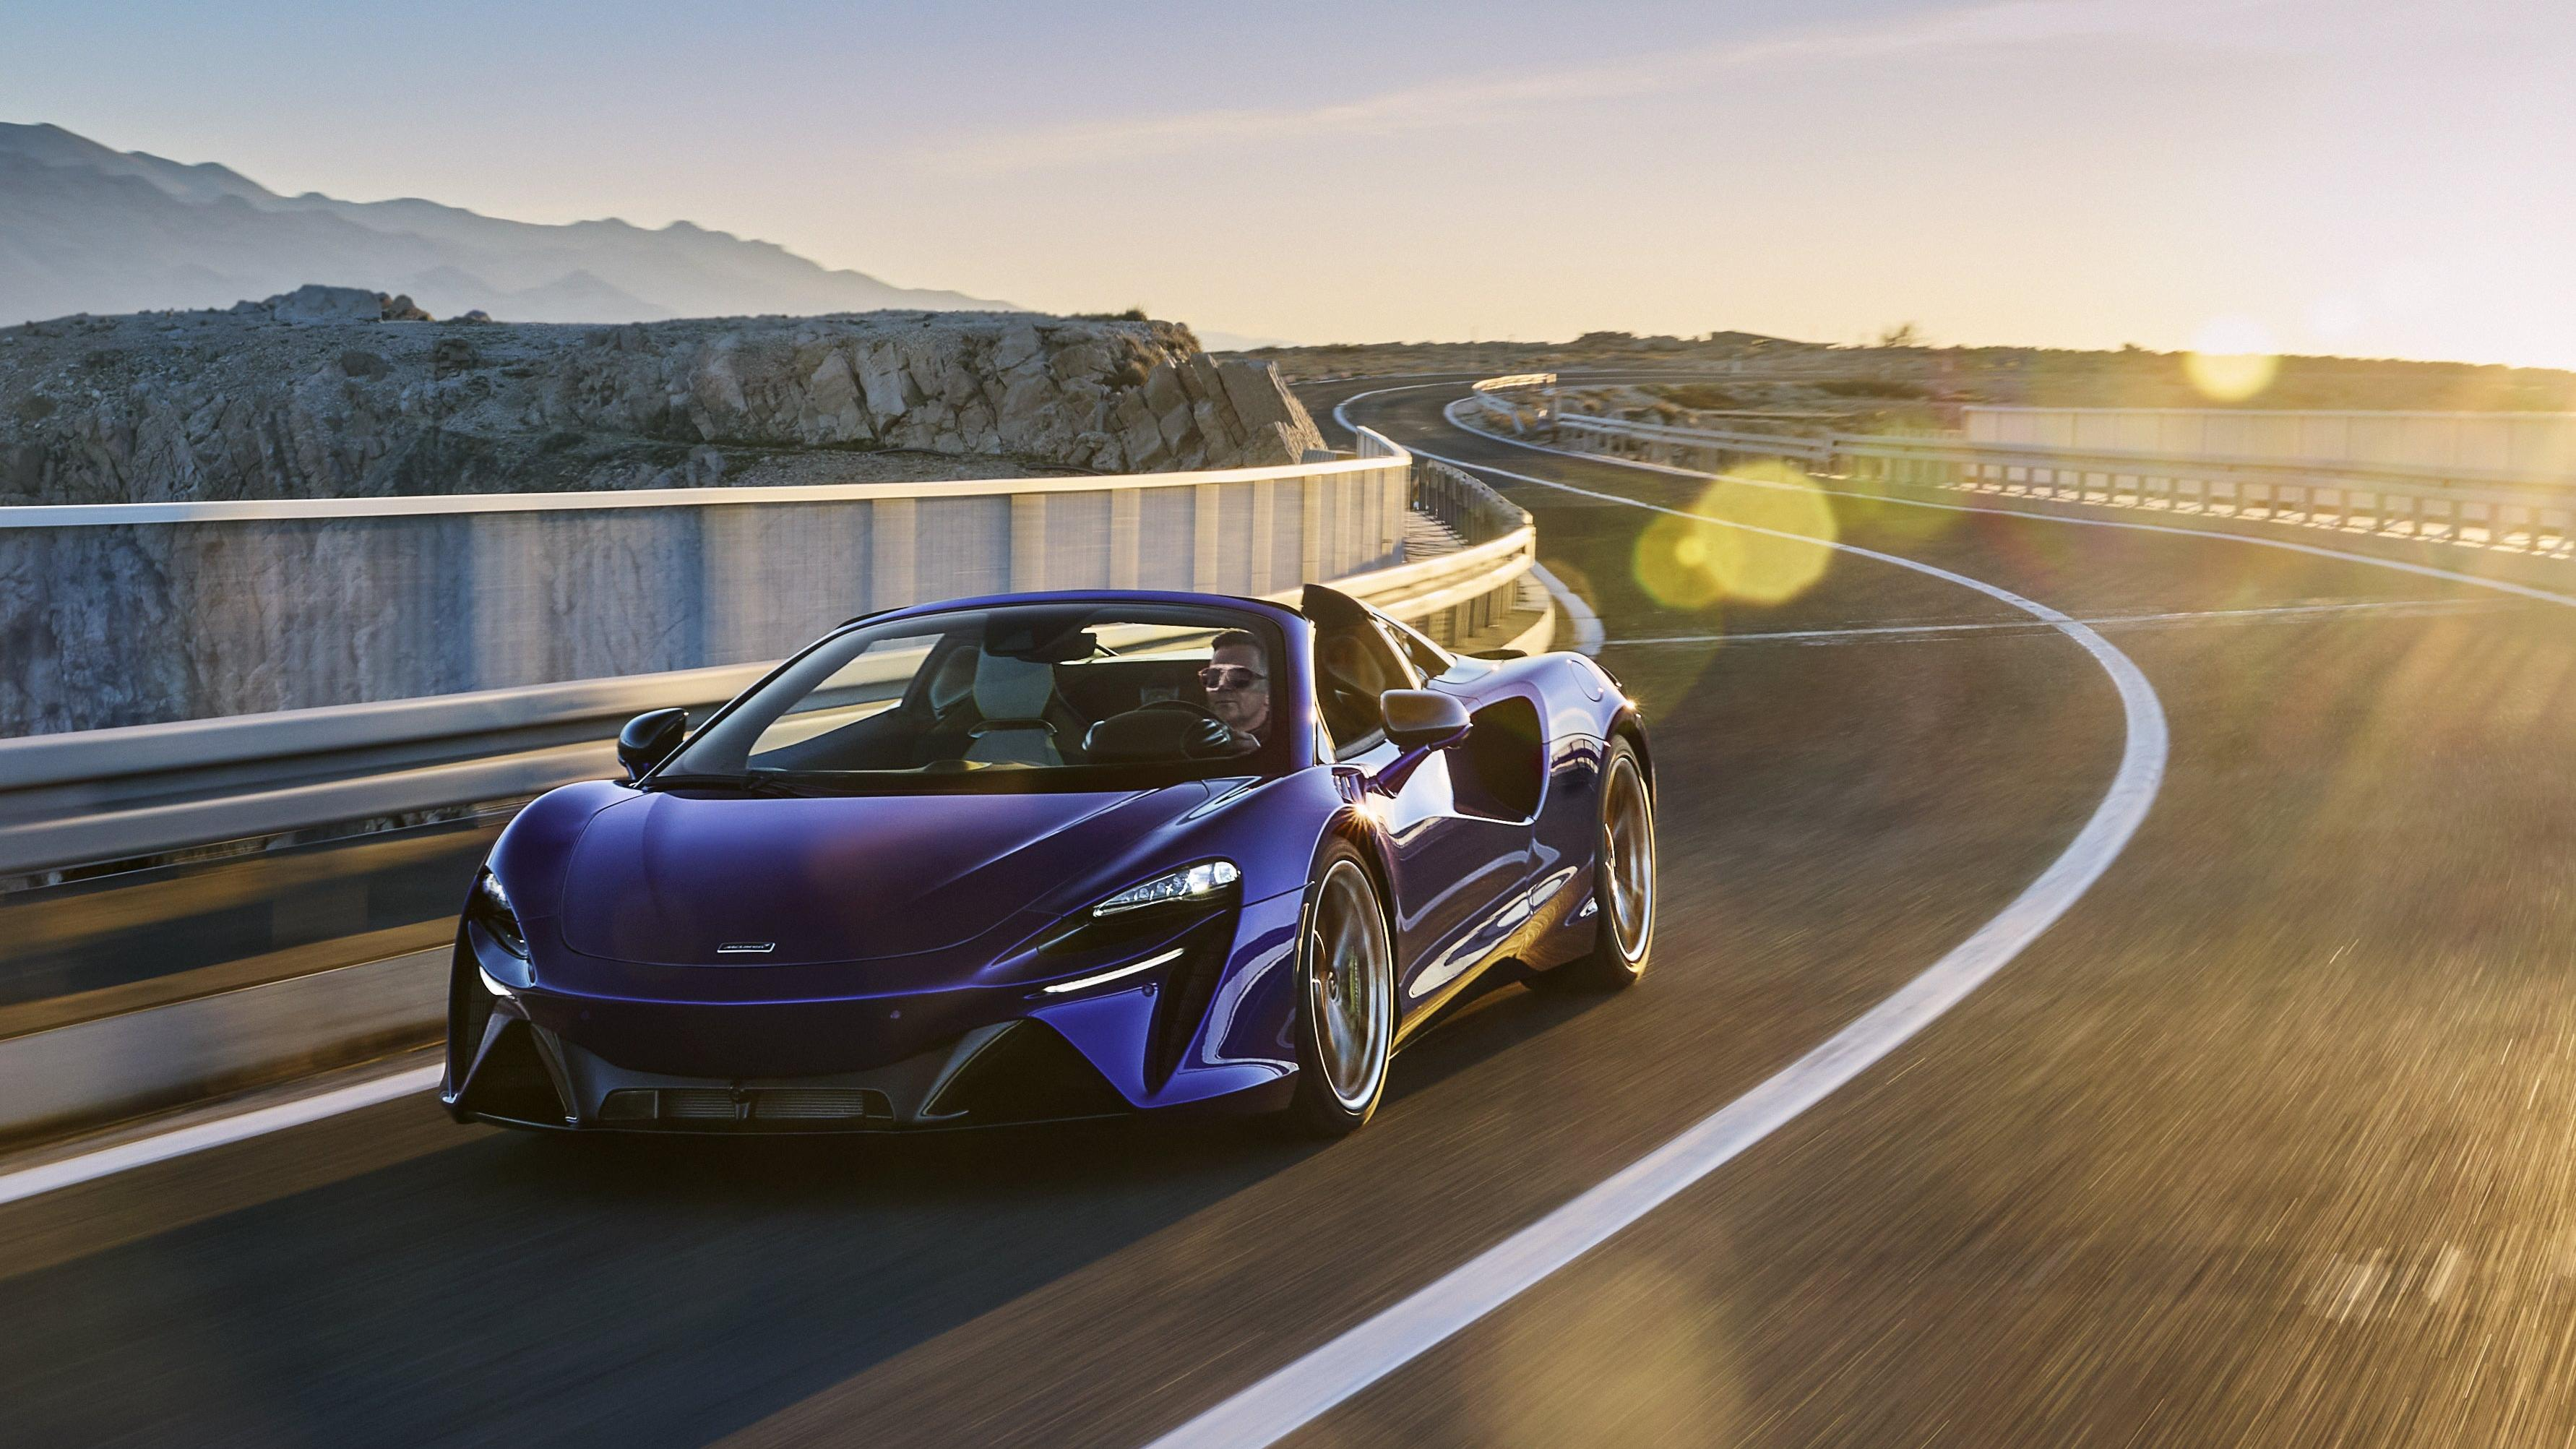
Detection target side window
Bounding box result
[1452,697,1546,821]
[1367,622,1423,692]
[1314,621,1418,760]
[1378,612,1457,680]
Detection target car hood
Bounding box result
[555,783,1210,966]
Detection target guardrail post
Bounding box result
[870,498,918,611]
[1110,489,1142,588]
[1009,494,1048,593]
[703,499,853,667]
[1382,463,1403,565]
[469,515,546,692]
[1193,483,1222,590]
[1301,475,1325,582]
[1249,480,1279,593]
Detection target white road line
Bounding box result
[1619,619,2038,646]
[0,1062,443,1209]
[1615,596,2516,648]
[1436,397,2576,611]
[1530,562,1603,655]
[1329,384,1445,435]
[1147,426,2174,1449]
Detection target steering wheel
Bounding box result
[1113,697,1257,757]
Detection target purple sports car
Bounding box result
[444,585,1653,1138]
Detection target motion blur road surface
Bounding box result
[7,377,2576,1447]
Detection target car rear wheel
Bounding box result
[1534,738,1655,993]
[1283,845,1395,1136]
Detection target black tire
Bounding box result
[1281,840,1397,1137]
[1533,737,1655,993]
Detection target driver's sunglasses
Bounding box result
[1198,666,1264,690]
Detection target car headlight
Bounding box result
[468,869,530,959]
[1092,859,1240,917]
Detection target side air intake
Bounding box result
[455,1019,568,1127]
[922,1022,1127,1125]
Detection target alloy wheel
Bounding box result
[1306,859,1392,1111]
[1603,755,1655,962]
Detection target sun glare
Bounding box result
[1632,463,1838,611]
[2184,316,2280,403]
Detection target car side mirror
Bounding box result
[1382,689,1470,749]
[617,708,688,783]
[1367,691,1472,796]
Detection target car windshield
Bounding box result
[657,601,1287,794]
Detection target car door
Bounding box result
[1316,616,1535,1018]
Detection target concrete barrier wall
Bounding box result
[1965,406,2576,481]
[0,456,1408,737]
[0,947,447,1145]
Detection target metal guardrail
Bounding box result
[1964,404,2576,485]
[1410,457,1527,545]
[0,665,772,880]
[1382,459,1536,648]
[1555,413,1834,467]
[1466,373,1556,437]
[1542,408,2576,553]
[0,427,1537,879]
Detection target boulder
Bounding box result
[265,285,391,324]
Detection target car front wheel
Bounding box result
[1283,843,1395,1136]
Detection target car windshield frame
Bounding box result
[651,599,1296,795]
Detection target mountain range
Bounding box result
[0,122,1015,324]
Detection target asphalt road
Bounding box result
[7,377,2575,1447]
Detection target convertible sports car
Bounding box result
[443,584,1654,1138]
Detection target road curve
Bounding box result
[6,377,2575,1447]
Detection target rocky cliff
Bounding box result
[0,303,1326,505]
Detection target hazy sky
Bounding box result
[9,0,2571,366]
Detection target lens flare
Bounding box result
[2185,316,2280,403]
[1634,512,1730,610]
[1632,461,1838,610]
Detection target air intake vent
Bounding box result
[598,1087,897,1128]
[598,1090,658,1122]
[455,1019,568,1126]
[752,1089,892,1123]
[660,1089,741,1121]
[923,1021,1128,1125]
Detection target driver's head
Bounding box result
[1203,630,1270,741]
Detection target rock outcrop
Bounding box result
[0,306,1325,505]
[231,284,432,324]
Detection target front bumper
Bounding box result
[442,889,1306,1134]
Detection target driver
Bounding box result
[1201,630,1271,743]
